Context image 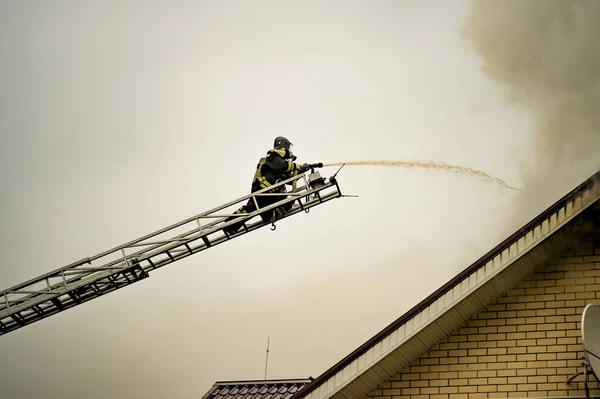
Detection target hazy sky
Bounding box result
[1,1,598,398]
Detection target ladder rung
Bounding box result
[10,313,24,325]
[67,292,81,304]
[50,297,63,309]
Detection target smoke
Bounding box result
[462,0,600,222]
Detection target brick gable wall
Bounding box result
[368,230,600,399]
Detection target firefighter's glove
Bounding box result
[297,163,309,173]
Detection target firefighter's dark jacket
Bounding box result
[252,150,297,192]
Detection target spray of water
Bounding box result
[322,160,523,192]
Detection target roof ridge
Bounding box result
[214,378,313,385]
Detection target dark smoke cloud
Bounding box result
[461,0,600,224]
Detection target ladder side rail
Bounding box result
[0,178,340,319]
[0,184,343,335]
[95,177,317,260]
[85,171,310,259]
[134,181,336,260]
[0,172,311,296]
[0,190,341,335]
[114,181,318,260]
[43,183,344,301]
[0,178,327,319]
[0,186,313,313]
[7,180,338,299]
[141,186,343,271]
[0,175,315,315]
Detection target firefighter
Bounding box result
[223,136,309,235]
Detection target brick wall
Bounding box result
[369,233,600,399]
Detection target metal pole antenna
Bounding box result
[264,335,270,380]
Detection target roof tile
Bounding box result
[202,379,313,399]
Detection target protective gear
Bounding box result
[273,136,292,150]
[252,157,267,185]
[224,149,298,235]
[258,150,297,188]
[273,136,294,160]
[297,163,309,173]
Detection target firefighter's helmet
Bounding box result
[273,136,293,150]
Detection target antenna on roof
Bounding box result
[264,335,270,380]
[566,303,600,399]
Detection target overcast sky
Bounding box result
[1,1,598,398]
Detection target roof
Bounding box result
[201,378,314,399]
[291,169,600,399]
